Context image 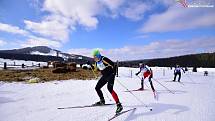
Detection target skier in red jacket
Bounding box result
[135,63,155,92]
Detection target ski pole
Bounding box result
[89,65,97,79]
[89,66,112,101]
[136,75,150,89]
[152,78,175,94]
[116,79,153,111]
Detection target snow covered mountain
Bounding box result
[0,46,53,55]
[0,46,93,62]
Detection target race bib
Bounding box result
[97,61,106,70]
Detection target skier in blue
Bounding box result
[173,65,185,82]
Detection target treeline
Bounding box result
[0,52,64,62]
[119,52,215,68]
[66,58,93,65]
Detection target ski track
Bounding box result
[0,67,215,121]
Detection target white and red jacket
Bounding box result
[136,65,153,79]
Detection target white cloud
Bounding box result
[122,1,149,21]
[0,23,29,35]
[43,0,101,29]
[101,0,124,10]
[20,36,62,48]
[24,0,105,43]
[24,18,70,42]
[28,0,43,11]
[101,0,124,17]
[141,5,215,33]
[0,22,64,48]
[24,0,155,44]
[0,39,7,47]
[155,0,175,6]
[23,0,178,45]
[68,48,94,57]
[67,37,215,61]
[113,37,215,60]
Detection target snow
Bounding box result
[0,67,215,121]
[30,50,57,56]
[196,67,215,72]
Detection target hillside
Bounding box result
[0,46,93,63]
[119,52,215,68]
[0,46,53,54]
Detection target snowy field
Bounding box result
[0,67,215,121]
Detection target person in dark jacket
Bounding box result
[91,49,123,114]
[173,65,185,82]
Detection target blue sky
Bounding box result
[0,0,215,60]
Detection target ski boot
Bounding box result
[138,87,144,90]
[116,102,123,114]
[93,99,105,106]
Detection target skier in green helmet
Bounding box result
[91,49,123,114]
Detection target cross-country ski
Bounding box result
[108,108,137,121]
[58,103,115,109]
[124,88,149,92]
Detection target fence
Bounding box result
[0,62,41,70]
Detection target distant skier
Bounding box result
[135,64,155,92]
[173,65,185,82]
[204,71,208,76]
[90,49,123,114]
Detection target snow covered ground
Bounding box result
[0,67,215,121]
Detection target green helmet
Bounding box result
[92,49,101,58]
